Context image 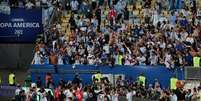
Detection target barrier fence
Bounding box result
[30,65,185,88]
[185,66,201,80]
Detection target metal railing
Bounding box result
[184,66,201,80]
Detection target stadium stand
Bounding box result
[1,0,201,101]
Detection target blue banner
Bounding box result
[30,65,184,88]
[0,8,43,43]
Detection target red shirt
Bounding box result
[75,89,83,101]
[108,9,116,20]
[54,88,60,101]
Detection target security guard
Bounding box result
[118,52,123,65]
[138,74,146,87]
[193,55,200,67]
[94,71,102,82]
[8,72,15,86]
[170,75,178,90]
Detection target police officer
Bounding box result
[94,71,102,82]
[170,75,178,90]
[8,72,15,86]
[138,73,146,87]
[193,54,200,67]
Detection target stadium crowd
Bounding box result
[14,74,201,101]
[31,0,201,69]
[0,0,200,101]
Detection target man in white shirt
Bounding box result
[164,52,173,69]
[87,54,95,65]
[137,55,146,65]
[150,52,158,65]
[70,0,79,13]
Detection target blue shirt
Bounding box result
[175,44,184,51]
[185,54,193,65]
[170,15,176,25]
[180,19,188,27]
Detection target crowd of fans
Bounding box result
[14,74,201,101]
[4,0,57,8]
[32,0,201,69]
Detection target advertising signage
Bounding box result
[0,7,43,43]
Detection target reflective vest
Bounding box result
[139,76,146,86]
[95,73,102,82]
[118,55,123,65]
[8,73,15,85]
[170,77,178,90]
[193,56,200,67]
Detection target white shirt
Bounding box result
[56,24,62,32]
[150,54,158,65]
[165,53,171,63]
[170,94,177,101]
[152,13,159,26]
[111,93,118,101]
[139,47,146,54]
[87,54,95,65]
[82,92,88,101]
[42,0,47,4]
[70,0,79,11]
[25,2,34,9]
[103,44,110,54]
[159,42,166,49]
[126,92,133,101]
[35,1,40,7]
[186,37,194,44]
[33,53,41,64]
[137,56,146,65]
[87,45,94,55]
[64,89,73,101]
[58,55,63,65]
[181,32,188,42]
[15,88,21,95]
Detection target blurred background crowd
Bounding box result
[22,0,201,69]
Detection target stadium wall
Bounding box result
[0,44,35,69]
[30,65,184,88]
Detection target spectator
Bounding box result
[36,76,42,88]
[25,1,34,9]
[49,52,58,65]
[72,74,82,87]
[47,91,54,101]
[29,0,201,69]
[170,90,177,101]
[70,0,79,13]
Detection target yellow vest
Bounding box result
[139,76,146,86]
[9,73,15,85]
[193,56,200,67]
[118,55,123,65]
[170,77,178,90]
[95,73,102,82]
